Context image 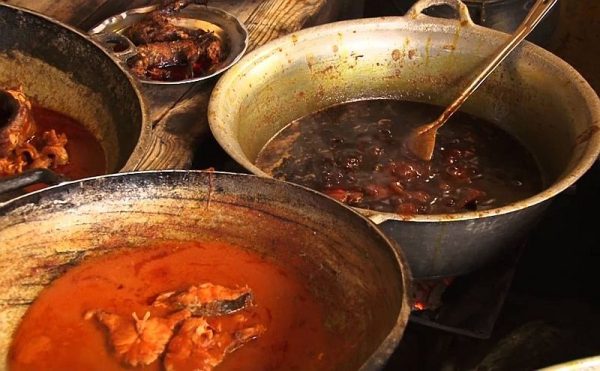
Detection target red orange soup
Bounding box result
[9,241,337,371]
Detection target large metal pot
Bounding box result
[0,170,411,370]
[0,4,150,174]
[208,0,600,278]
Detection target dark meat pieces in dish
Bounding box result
[125,0,224,81]
[126,0,209,45]
[128,35,222,81]
[0,87,69,176]
[256,99,542,215]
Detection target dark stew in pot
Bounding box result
[256,99,543,215]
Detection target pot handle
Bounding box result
[406,0,476,26]
[0,168,66,195]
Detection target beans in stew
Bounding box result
[255,99,543,215]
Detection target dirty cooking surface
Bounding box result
[9,241,337,370]
[256,99,542,215]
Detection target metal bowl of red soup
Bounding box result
[0,4,150,187]
[0,171,411,370]
[208,0,600,278]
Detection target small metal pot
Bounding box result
[208,0,600,278]
[0,4,151,174]
[0,170,412,370]
[88,4,249,85]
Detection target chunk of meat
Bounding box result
[0,87,36,157]
[124,0,224,80]
[126,0,209,45]
[86,309,190,367]
[0,155,26,175]
[153,283,253,316]
[0,88,70,177]
[128,35,222,79]
[164,315,266,371]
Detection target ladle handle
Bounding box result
[429,0,558,130]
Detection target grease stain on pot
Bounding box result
[425,36,432,65]
[306,54,318,70]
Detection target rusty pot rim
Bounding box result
[0,3,152,173]
[208,15,600,224]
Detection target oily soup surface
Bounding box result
[9,242,337,370]
[33,105,106,180]
[256,99,542,215]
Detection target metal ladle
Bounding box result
[405,0,558,161]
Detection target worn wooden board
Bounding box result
[3,0,351,170]
[2,0,107,25]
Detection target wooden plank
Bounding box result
[244,0,330,49]
[130,82,214,170]
[135,0,348,171]
[2,0,108,25]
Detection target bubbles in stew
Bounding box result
[256,99,543,215]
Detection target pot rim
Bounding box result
[0,169,413,370]
[208,15,600,224]
[0,3,152,173]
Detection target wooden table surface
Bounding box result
[2,0,357,171]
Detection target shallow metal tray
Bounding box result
[89,5,248,85]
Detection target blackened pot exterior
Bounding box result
[377,202,548,278]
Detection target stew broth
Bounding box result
[256,99,543,215]
[9,241,337,371]
[32,106,106,180]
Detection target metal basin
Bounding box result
[0,170,411,370]
[0,4,150,174]
[207,0,600,278]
